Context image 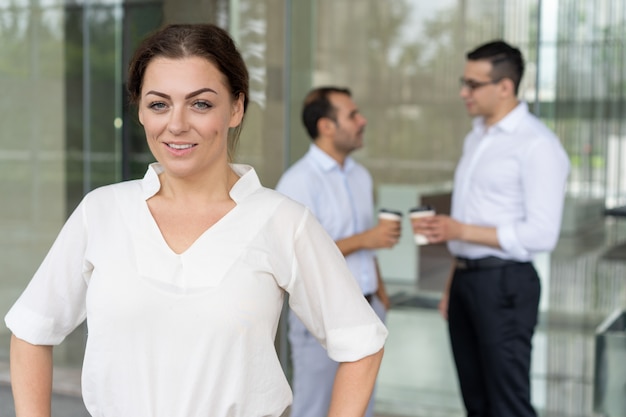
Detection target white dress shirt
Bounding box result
[448,101,570,261]
[275,144,378,295]
[5,163,387,417]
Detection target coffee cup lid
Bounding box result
[409,205,434,213]
[379,208,403,217]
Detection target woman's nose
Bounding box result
[168,107,189,135]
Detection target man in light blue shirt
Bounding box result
[276,86,400,417]
[412,41,570,417]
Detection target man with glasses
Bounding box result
[276,86,399,417]
[412,41,569,417]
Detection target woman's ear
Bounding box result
[229,93,245,128]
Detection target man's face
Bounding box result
[327,92,368,154]
[459,59,502,119]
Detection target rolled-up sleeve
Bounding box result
[497,138,570,257]
[284,209,387,362]
[5,200,90,345]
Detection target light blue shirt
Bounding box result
[276,144,378,295]
[448,101,570,261]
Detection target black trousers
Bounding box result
[448,261,540,417]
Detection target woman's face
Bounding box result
[138,56,244,179]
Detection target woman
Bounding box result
[5,24,387,417]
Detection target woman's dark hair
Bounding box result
[127,24,249,161]
[301,86,351,140]
[467,40,525,95]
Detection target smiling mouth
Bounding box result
[166,143,196,150]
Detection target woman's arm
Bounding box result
[327,348,384,417]
[10,334,53,417]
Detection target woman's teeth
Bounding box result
[167,143,194,150]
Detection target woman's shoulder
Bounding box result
[254,185,309,214]
[240,186,315,231]
[82,179,143,206]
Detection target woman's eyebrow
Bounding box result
[185,88,218,99]
[144,87,218,100]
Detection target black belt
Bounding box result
[364,293,374,304]
[455,256,528,270]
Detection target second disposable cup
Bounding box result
[378,208,403,224]
[409,205,435,245]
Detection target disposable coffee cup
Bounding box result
[409,205,435,245]
[378,208,403,224]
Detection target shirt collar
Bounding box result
[141,162,262,203]
[308,143,355,173]
[472,101,529,135]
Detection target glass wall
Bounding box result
[284,0,622,200]
[0,0,69,363]
[229,0,288,188]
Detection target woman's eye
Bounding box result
[193,101,212,110]
[148,102,167,111]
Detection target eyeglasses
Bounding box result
[459,77,501,91]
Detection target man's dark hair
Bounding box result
[301,86,351,140]
[467,40,525,94]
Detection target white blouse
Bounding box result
[5,163,387,417]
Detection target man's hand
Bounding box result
[411,214,463,244]
[336,218,402,256]
[364,219,401,249]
